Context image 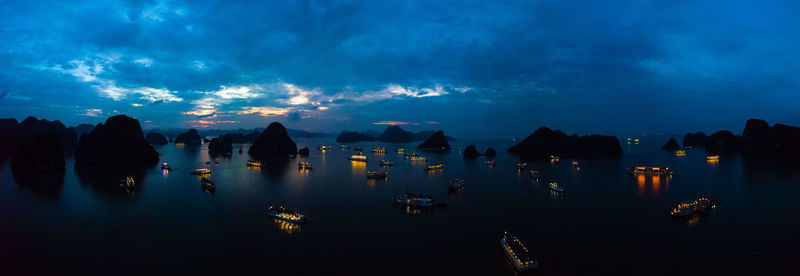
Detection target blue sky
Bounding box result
[1,0,798,138]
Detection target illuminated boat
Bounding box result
[190,168,211,175]
[348,153,368,162]
[393,193,435,207]
[372,147,386,154]
[626,166,673,176]
[266,206,307,223]
[397,148,405,153]
[449,178,465,190]
[317,145,332,150]
[298,162,313,170]
[378,160,393,166]
[501,231,539,271]
[516,163,527,170]
[200,178,215,192]
[161,163,171,170]
[339,145,350,150]
[550,155,560,162]
[485,160,498,166]
[119,176,135,190]
[572,161,580,169]
[549,182,565,193]
[706,155,719,161]
[367,171,388,179]
[215,157,220,164]
[530,170,540,179]
[670,197,721,217]
[425,164,444,171]
[405,152,417,157]
[410,156,427,162]
[246,160,262,167]
[675,150,687,156]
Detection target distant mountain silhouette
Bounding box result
[219,132,260,143]
[248,122,298,158]
[0,116,77,157]
[336,126,456,143]
[463,144,480,159]
[508,127,622,160]
[705,130,742,154]
[376,126,414,143]
[146,132,168,145]
[485,147,497,157]
[336,131,376,143]
[739,119,800,160]
[70,124,95,142]
[175,129,202,145]
[417,130,450,151]
[683,132,708,148]
[11,133,65,173]
[208,137,233,156]
[74,115,159,167]
[298,147,310,156]
[662,138,680,151]
[412,130,456,141]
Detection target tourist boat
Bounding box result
[190,168,211,175]
[530,170,540,179]
[367,171,388,179]
[266,206,307,223]
[425,164,444,171]
[200,178,215,192]
[298,162,313,170]
[670,197,721,217]
[516,163,527,170]
[405,152,417,157]
[397,148,405,153]
[372,147,386,154]
[246,160,262,167]
[675,150,687,156]
[378,160,393,166]
[120,176,135,190]
[339,145,350,150]
[215,157,220,164]
[449,178,465,190]
[317,145,332,151]
[706,155,720,161]
[161,163,171,170]
[485,160,498,166]
[393,193,435,207]
[550,155,560,162]
[549,182,565,193]
[572,161,580,168]
[626,166,673,176]
[348,153,368,162]
[501,231,539,271]
[410,156,427,162]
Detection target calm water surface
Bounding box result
[1,138,798,275]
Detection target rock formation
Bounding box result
[70,124,96,141]
[417,130,451,151]
[376,126,414,143]
[705,130,742,154]
[11,133,65,173]
[208,137,233,156]
[662,138,680,151]
[463,145,480,159]
[74,115,159,167]
[683,132,708,148]
[248,122,298,158]
[146,132,168,145]
[485,147,497,157]
[175,129,202,145]
[741,119,800,160]
[298,147,310,156]
[507,127,622,160]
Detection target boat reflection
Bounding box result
[272,218,303,234]
[636,174,669,197]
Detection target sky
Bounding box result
[0,0,798,139]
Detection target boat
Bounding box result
[425,164,443,171]
[372,147,386,154]
[339,145,350,150]
[530,170,540,179]
[161,163,171,170]
[410,156,427,162]
[670,197,721,217]
[501,232,539,271]
[449,178,465,190]
[549,182,565,193]
[348,153,368,162]
[367,171,388,179]
[516,163,527,170]
[393,193,435,207]
[675,150,687,156]
[200,178,215,192]
[378,160,393,166]
[626,166,673,176]
[119,176,135,190]
[706,155,720,161]
[485,160,497,166]
[317,145,332,151]
[215,157,220,164]
[190,168,211,175]
[404,152,417,157]
[246,160,262,167]
[550,155,560,162]
[572,161,580,169]
[397,148,405,153]
[266,206,307,223]
[298,162,313,170]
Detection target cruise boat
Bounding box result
[516,163,527,170]
[501,232,539,271]
[425,164,444,171]
[348,153,368,162]
[246,160,262,167]
[449,178,465,190]
[549,182,565,193]
[626,166,674,176]
[317,145,332,151]
[372,147,386,154]
[190,168,212,175]
[266,206,307,223]
[298,162,313,170]
[550,155,560,162]
[397,148,405,154]
[378,160,393,166]
[405,152,417,157]
[410,156,427,162]
[706,155,720,161]
[572,161,580,169]
[215,157,220,164]
[200,178,215,192]
[367,171,388,179]
[393,193,435,207]
[670,197,721,217]
[675,150,687,156]
[485,160,498,166]
[530,170,540,179]
[161,163,171,170]
[120,176,135,190]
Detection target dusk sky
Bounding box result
[1,0,798,138]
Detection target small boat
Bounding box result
[396,148,405,153]
[161,163,171,170]
[675,150,687,156]
[378,160,393,166]
[530,170,540,179]
[550,155,560,162]
[205,161,211,164]
[119,176,135,190]
[516,163,527,170]
[215,158,220,164]
[706,155,720,161]
[266,206,307,223]
[200,178,215,192]
[572,161,580,169]
[404,152,417,157]
[449,178,465,190]
[372,147,386,154]
[348,153,368,162]
[410,156,427,162]
[317,145,332,151]
[501,231,539,271]
[393,193,435,207]
[549,182,565,193]
[190,168,211,175]
[298,162,313,170]
[485,160,498,166]
[425,164,444,171]
[339,145,350,150]
[670,197,721,217]
[627,166,673,176]
[246,160,262,167]
[367,171,388,179]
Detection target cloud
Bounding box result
[385,84,448,98]
[54,58,182,102]
[372,120,441,125]
[133,58,153,67]
[236,106,291,117]
[83,108,103,117]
